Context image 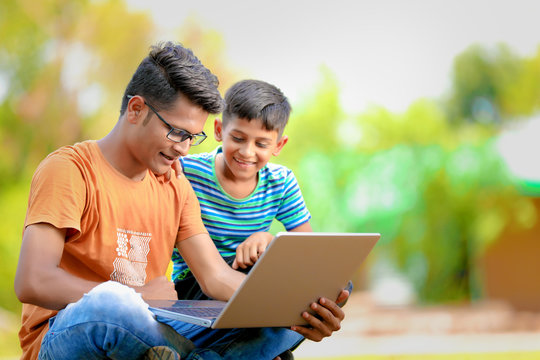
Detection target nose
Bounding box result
[239,142,255,157]
[172,139,191,157]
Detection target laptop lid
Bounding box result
[212,232,379,328]
[148,232,380,328]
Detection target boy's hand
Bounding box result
[172,158,183,179]
[163,159,183,180]
[290,288,349,342]
[232,232,274,270]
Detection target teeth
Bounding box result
[235,158,253,165]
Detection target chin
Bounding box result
[151,165,170,176]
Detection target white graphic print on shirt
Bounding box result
[110,228,151,286]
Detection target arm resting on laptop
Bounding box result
[176,233,246,301]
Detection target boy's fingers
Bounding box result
[257,242,268,256]
[171,159,183,178]
[318,297,345,321]
[235,252,245,269]
[291,299,344,342]
[235,250,250,269]
[249,246,259,263]
[335,289,349,306]
[291,310,331,342]
[236,240,267,270]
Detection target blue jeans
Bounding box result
[38,281,303,360]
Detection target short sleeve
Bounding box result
[25,153,86,235]
[176,177,208,241]
[275,170,311,230]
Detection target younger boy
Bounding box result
[171,79,312,299]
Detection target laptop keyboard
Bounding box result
[162,306,223,317]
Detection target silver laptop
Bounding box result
[147,232,380,328]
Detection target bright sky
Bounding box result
[129,0,540,114]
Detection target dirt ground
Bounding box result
[295,291,540,358]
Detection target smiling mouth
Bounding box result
[161,152,176,161]
[234,157,256,166]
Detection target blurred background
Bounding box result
[2,0,540,358]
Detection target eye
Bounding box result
[171,129,192,142]
[173,129,188,137]
[231,135,244,142]
[256,142,269,148]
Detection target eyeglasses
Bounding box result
[127,95,207,146]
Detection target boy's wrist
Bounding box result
[263,232,274,245]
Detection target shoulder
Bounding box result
[180,149,218,183]
[35,141,96,176]
[261,162,296,182]
[150,171,198,208]
[28,143,92,212]
[181,151,214,171]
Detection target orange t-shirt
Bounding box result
[19,140,207,360]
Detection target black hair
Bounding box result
[222,79,291,136]
[120,41,223,114]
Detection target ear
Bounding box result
[272,135,288,156]
[126,95,145,124]
[214,118,224,142]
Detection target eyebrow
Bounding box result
[230,129,274,142]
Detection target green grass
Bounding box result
[298,353,540,360]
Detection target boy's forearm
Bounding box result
[16,266,99,310]
[15,223,100,310]
[176,233,246,301]
[199,267,246,301]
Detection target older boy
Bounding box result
[14,43,347,360]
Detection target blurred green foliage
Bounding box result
[277,45,540,303]
[2,4,540,359]
[0,1,237,356]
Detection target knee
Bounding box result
[86,281,141,304]
[68,281,152,323]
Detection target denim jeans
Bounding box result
[38,281,303,360]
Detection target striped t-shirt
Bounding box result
[171,146,311,281]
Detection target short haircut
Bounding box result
[120,41,224,115]
[222,79,291,136]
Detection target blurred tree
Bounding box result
[0,3,243,357]
[0,0,239,315]
[279,59,536,302]
[269,68,347,231]
[1,0,92,314]
[0,0,155,184]
[501,47,540,116]
[348,106,495,301]
[444,44,534,125]
[279,66,343,168]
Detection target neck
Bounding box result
[97,121,147,181]
[215,153,258,198]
